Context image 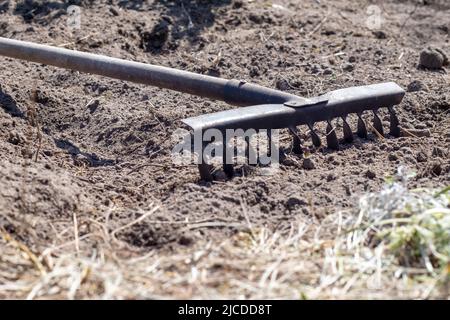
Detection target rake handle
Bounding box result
[0,37,298,106]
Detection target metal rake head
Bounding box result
[182,82,405,181]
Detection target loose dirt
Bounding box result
[0,0,449,298]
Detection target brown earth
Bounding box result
[0,0,449,298]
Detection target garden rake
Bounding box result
[0,37,405,181]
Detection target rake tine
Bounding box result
[223,163,234,177]
[388,106,401,137]
[197,136,214,182]
[308,123,322,147]
[326,120,339,150]
[245,135,258,166]
[288,126,303,155]
[342,116,354,143]
[357,113,368,138]
[267,129,273,157]
[223,137,234,178]
[182,82,405,180]
[198,163,213,182]
[373,109,384,136]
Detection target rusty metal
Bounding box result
[183,82,405,180]
[182,82,404,132]
[0,37,406,182]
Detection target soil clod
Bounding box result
[416,151,428,163]
[302,158,316,170]
[407,80,428,92]
[419,47,448,69]
[140,19,171,51]
[0,0,449,300]
[365,170,376,179]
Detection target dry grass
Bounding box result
[0,168,449,300]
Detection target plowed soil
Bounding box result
[0,0,449,298]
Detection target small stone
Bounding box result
[213,170,227,181]
[374,49,384,56]
[332,159,340,165]
[344,184,352,196]
[109,7,119,16]
[348,56,357,63]
[388,153,398,161]
[416,151,428,163]
[38,178,49,185]
[86,99,99,113]
[435,47,449,65]
[372,30,387,39]
[286,196,307,209]
[321,28,336,36]
[275,78,290,91]
[21,147,33,159]
[249,66,260,77]
[342,63,354,72]
[248,13,263,24]
[400,147,413,155]
[365,170,376,179]
[419,47,448,69]
[301,207,310,215]
[438,24,448,33]
[232,0,244,9]
[73,154,90,167]
[282,157,296,166]
[260,204,270,213]
[302,158,315,170]
[7,131,25,145]
[407,80,427,92]
[140,19,170,51]
[178,235,193,246]
[310,65,321,74]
